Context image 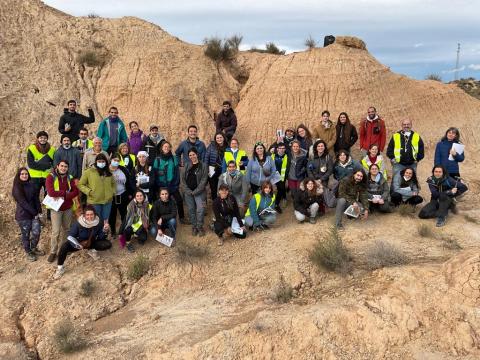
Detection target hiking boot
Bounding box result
[192,227,198,236]
[217,236,224,246]
[126,243,135,253]
[450,202,458,215]
[262,224,270,230]
[436,216,446,227]
[275,205,283,214]
[180,218,190,225]
[32,247,45,256]
[26,252,37,262]
[53,266,65,280]
[309,217,317,224]
[47,253,56,263]
[87,249,99,260]
[336,223,345,230]
[198,228,206,237]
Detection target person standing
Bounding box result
[334,112,358,153]
[287,140,307,196]
[359,106,387,154]
[205,132,227,201]
[175,125,207,166]
[218,160,249,216]
[181,148,208,237]
[27,131,55,200]
[96,106,128,154]
[306,140,333,187]
[135,151,154,202]
[213,184,247,246]
[434,127,465,178]
[312,110,336,154]
[271,143,290,213]
[245,142,279,194]
[58,100,95,142]
[361,144,388,180]
[222,138,248,174]
[334,149,362,181]
[215,100,237,142]
[386,118,425,177]
[127,121,146,155]
[118,143,136,173]
[296,124,313,153]
[45,160,79,263]
[82,137,109,170]
[12,167,43,261]
[72,128,93,157]
[141,125,165,162]
[54,135,83,179]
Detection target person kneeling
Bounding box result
[391,167,423,207]
[335,170,369,229]
[149,188,177,246]
[244,180,277,231]
[54,206,111,279]
[119,190,151,252]
[294,178,325,224]
[213,184,247,246]
[418,165,467,227]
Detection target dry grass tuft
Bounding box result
[365,241,408,270]
[270,275,293,303]
[309,226,351,275]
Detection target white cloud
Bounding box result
[468,64,480,70]
[442,66,466,74]
[413,43,424,48]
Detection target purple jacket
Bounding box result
[13,182,41,221]
[127,130,145,155]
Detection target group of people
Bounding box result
[13,100,467,279]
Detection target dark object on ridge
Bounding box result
[324,35,335,47]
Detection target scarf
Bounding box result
[367,115,379,122]
[338,156,353,168]
[125,199,150,230]
[78,215,100,228]
[35,141,51,155]
[149,134,162,145]
[368,155,377,164]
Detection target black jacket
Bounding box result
[294,188,323,215]
[215,109,237,137]
[141,135,165,162]
[13,181,42,221]
[386,131,425,165]
[212,194,244,228]
[150,198,177,223]
[58,109,95,142]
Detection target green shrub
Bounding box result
[305,35,316,49]
[53,320,86,353]
[365,241,408,270]
[203,35,241,62]
[226,34,243,51]
[87,13,99,18]
[79,279,95,297]
[265,42,286,55]
[309,227,351,274]
[77,50,106,67]
[127,254,149,281]
[270,275,293,303]
[425,74,442,82]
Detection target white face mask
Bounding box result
[111,160,119,167]
[96,162,106,168]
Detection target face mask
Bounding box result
[96,162,106,169]
[63,144,71,149]
[111,160,119,167]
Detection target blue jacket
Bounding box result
[434,139,464,175]
[205,142,224,168]
[334,158,362,181]
[245,156,278,187]
[68,219,106,241]
[97,117,128,151]
[175,138,206,165]
[427,175,468,201]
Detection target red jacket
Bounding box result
[359,117,387,152]
[45,172,79,211]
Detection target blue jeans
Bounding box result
[93,202,112,222]
[17,219,41,253]
[244,213,277,227]
[149,218,177,239]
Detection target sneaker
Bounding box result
[217,236,224,246]
[198,228,206,237]
[192,227,198,236]
[87,249,100,260]
[436,216,446,227]
[53,266,65,280]
[26,252,37,262]
[275,205,283,214]
[32,247,45,256]
[47,253,56,263]
[126,243,135,253]
[309,217,317,224]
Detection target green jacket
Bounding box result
[96,117,128,151]
[338,177,369,209]
[78,167,115,204]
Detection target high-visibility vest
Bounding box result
[393,132,420,162]
[271,154,288,181]
[119,154,136,167]
[245,193,276,217]
[45,174,74,210]
[27,144,55,179]
[131,204,153,232]
[361,157,387,180]
[224,149,247,174]
[72,139,93,151]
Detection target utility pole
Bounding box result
[455,43,461,81]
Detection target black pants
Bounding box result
[124,225,147,244]
[391,192,424,206]
[213,218,247,239]
[275,180,287,206]
[418,193,453,219]
[109,192,129,235]
[57,239,112,266]
[170,189,185,220]
[208,173,220,201]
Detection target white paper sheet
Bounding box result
[42,195,64,212]
[448,143,464,161]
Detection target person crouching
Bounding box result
[213,184,247,246]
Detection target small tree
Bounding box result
[226,34,243,52]
[305,35,316,50]
[204,36,241,62]
[265,42,286,55]
[425,74,442,82]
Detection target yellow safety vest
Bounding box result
[224,149,247,174]
[72,139,93,151]
[46,174,76,211]
[271,154,288,181]
[27,144,55,179]
[245,193,276,217]
[361,157,387,180]
[119,154,136,167]
[131,204,153,232]
[393,132,420,162]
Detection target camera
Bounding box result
[373,126,381,135]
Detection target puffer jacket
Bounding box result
[434,139,465,175]
[13,181,42,221]
[306,154,333,184]
[426,175,468,200]
[245,156,279,187]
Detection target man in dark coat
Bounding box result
[215,100,237,142]
[58,100,95,142]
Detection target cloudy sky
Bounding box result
[44,0,480,81]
